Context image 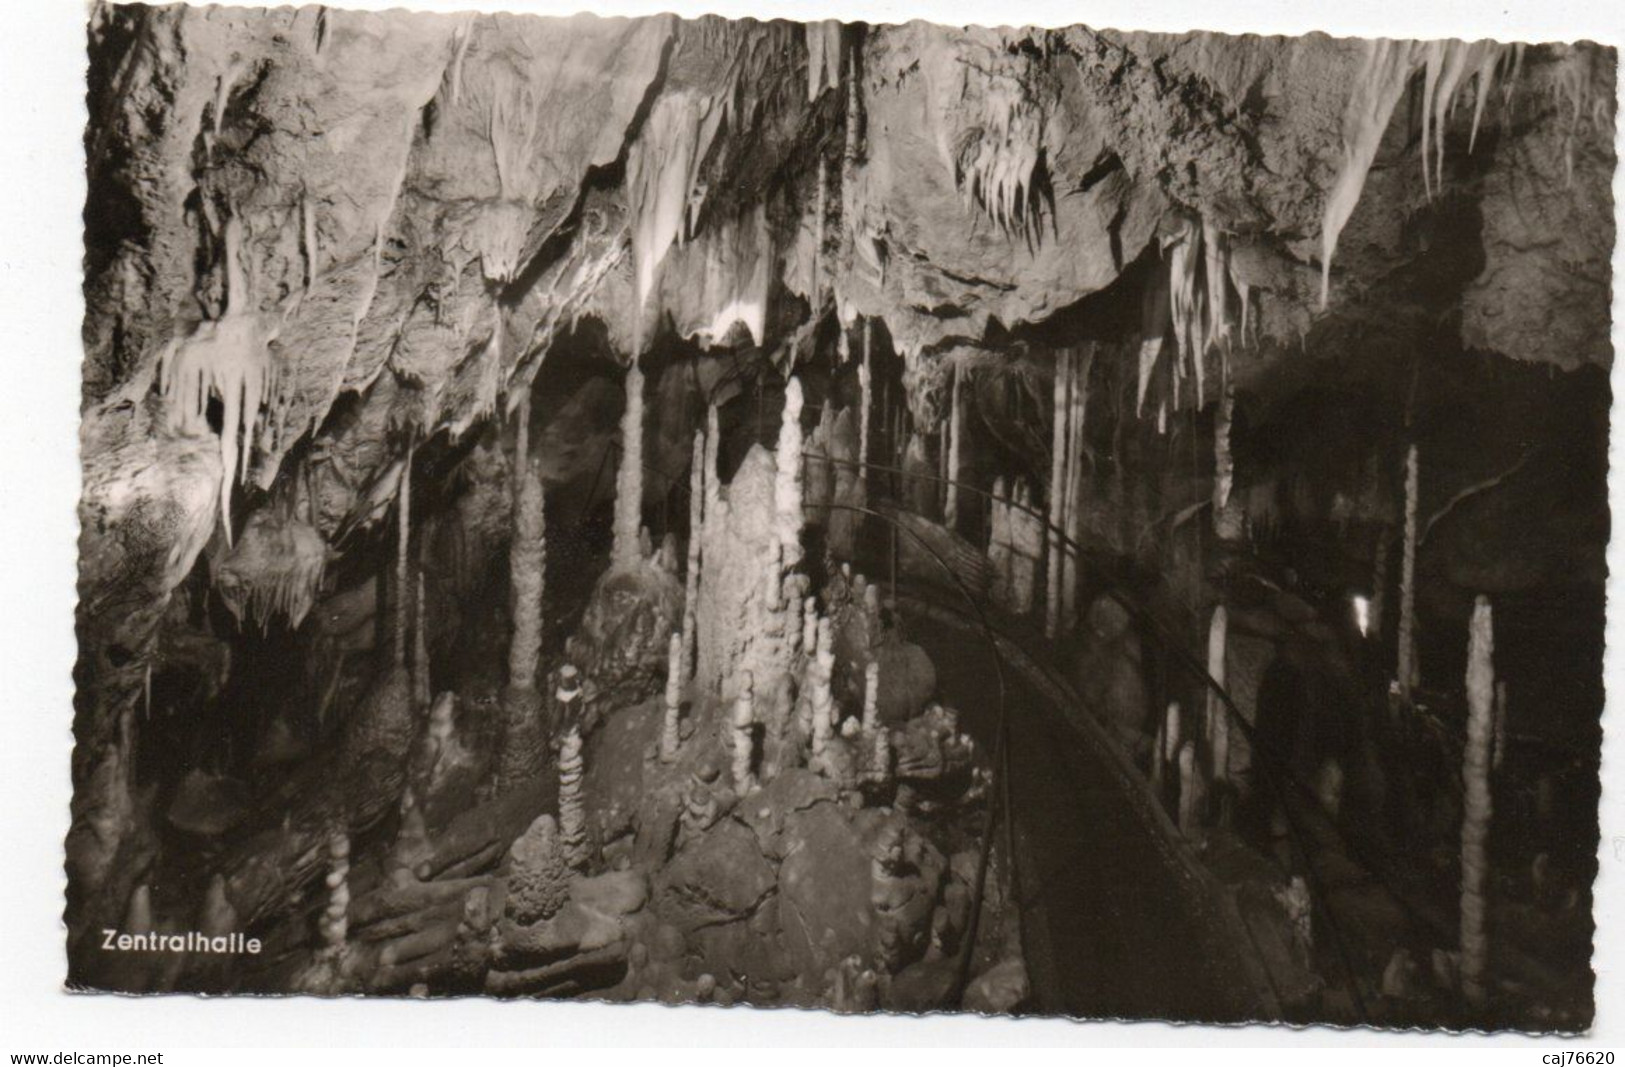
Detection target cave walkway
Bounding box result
[891,580,1279,1023]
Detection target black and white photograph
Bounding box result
[41,0,1621,1042]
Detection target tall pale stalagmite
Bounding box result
[776,377,807,572]
[945,364,963,530]
[1461,595,1495,1007]
[1397,444,1420,700]
[1214,376,1242,542]
[858,320,872,498]
[394,441,413,668]
[661,630,682,764]
[732,671,757,793]
[559,726,589,870]
[1062,349,1090,629]
[681,429,705,687]
[508,455,545,691]
[1046,352,1068,639]
[1206,605,1229,784]
[612,361,646,569]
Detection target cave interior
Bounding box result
[72,3,1615,1030]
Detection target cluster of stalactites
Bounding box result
[957,72,1045,242]
[211,508,329,632]
[626,90,730,315]
[157,215,278,541]
[1320,38,1520,308]
[1137,216,1252,423]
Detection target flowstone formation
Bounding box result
[75,2,1611,1030]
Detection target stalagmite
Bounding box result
[1177,741,1202,839]
[1461,595,1495,1008]
[811,616,836,768]
[870,719,892,790]
[1321,41,1419,308]
[1045,351,1068,640]
[551,664,582,737]
[1154,701,1181,799]
[945,364,963,531]
[861,659,880,738]
[1062,349,1090,629]
[500,423,547,789]
[558,727,588,871]
[199,873,238,939]
[124,884,154,937]
[660,631,682,764]
[801,596,819,670]
[394,441,413,668]
[858,321,872,499]
[1213,376,1242,542]
[1205,605,1229,785]
[612,361,646,569]
[509,427,544,691]
[703,405,721,520]
[732,671,756,793]
[1397,444,1420,701]
[318,828,351,955]
[681,430,705,688]
[776,377,807,572]
[1008,480,1040,615]
[156,215,275,540]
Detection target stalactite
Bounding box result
[960,75,1044,240]
[806,20,843,101]
[1206,605,1229,785]
[1320,41,1420,308]
[558,726,588,871]
[1461,595,1495,1008]
[776,377,806,571]
[612,362,645,569]
[660,631,683,764]
[1397,444,1420,700]
[681,430,705,688]
[732,671,757,793]
[212,509,328,632]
